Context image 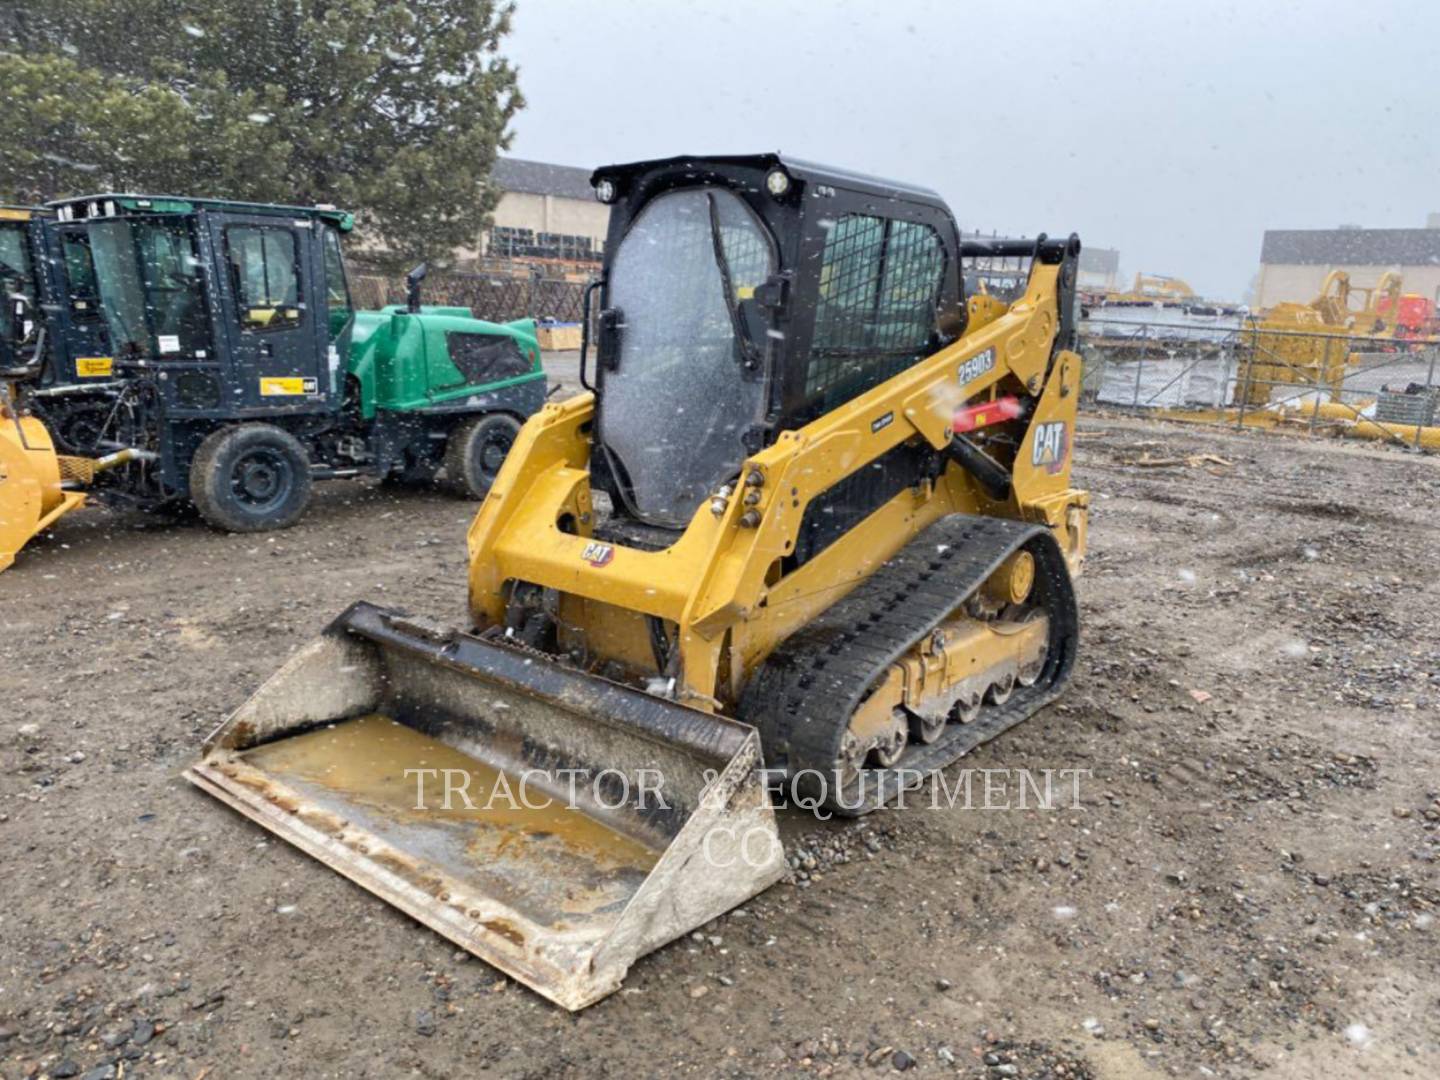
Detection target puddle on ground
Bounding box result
[242,713,660,873]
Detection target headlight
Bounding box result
[594,179,617,204]
[765,168,791,198]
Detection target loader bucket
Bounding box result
[0,413,84,573]
[185,602,785,1010]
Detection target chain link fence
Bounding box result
[1078,314,1440,450]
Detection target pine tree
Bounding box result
[0,0,524,268]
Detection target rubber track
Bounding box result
[738,513,1079,816]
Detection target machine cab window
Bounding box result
[598,186,777,529]
[61,231,102,319]
[60,217,212,359]
[0,221,37,355]
[135,220,211,356]
[321,225,353,340]
[226,226,303,332]
[806,213,947,412]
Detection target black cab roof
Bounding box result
[46,194,353,231]
[590,153,952,214]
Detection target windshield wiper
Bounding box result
[706,193,762,371]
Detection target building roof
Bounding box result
[1261,228,1440,267]
[490,157,596,201]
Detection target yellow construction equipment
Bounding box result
[189,155,1089,1009]
[0,391,85,572]
[1102,272,1196,305]
[1128,272,1195,302]
[1156,399,1440,450]
[1263,269,1399,333]
[1240,270,1403,405]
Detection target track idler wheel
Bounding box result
[986,672,1016,706]
[952,692,982,724]
[907,708,947,745]
[1017,647,1047,687]
[869,710,908,767]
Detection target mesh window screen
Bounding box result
[716,214,773,296]
[806,214,945,411]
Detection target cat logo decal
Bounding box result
[1031,421,1068,475]
[581,541,615,568]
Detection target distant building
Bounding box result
[1255,219,1440,309]
[476,157,610,265]
[959,230,1119,294]
[1077,246,1121,293]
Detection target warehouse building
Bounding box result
[479,157,610,264]
[1255,220,1440,309]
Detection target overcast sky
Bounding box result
[505,0,1440,300]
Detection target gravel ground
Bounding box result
[3,410,1438,1079]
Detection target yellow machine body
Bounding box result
[0,408,85,572]
[1240,270,1405,406]
[190,155,1089,1011]
[1106,271,1196,304]
[466,264,1087,713]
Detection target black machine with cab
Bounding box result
[27,194,546,532]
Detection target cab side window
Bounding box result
[321,225,353,340]
[0,225,36,348]
[61,232,102,318]
[805,213,947,412]
[0,225,33,296]
[225,226,303,331]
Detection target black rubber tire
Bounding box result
[443,413,522,499]
[189,423,313,533]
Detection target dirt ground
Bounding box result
[3,409,1439,1080]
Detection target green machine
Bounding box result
[33,194,545,532]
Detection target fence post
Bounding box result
[1418,346,1439,449]
[1133,329,1147,408]
[1306,332,1325,437]
[1236,321,1253,430]
[1222,329,1237,411]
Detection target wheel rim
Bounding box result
[230,447,292,512]
[476,429,515,481]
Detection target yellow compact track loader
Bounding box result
[188,154,1089,1009]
